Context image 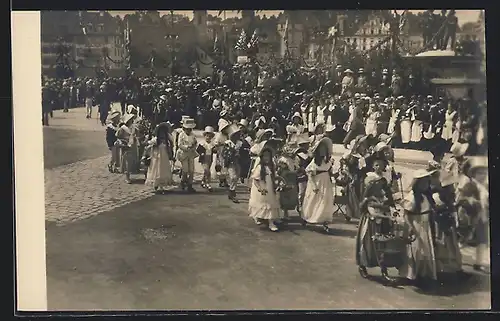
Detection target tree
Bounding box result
[461,22,478,33]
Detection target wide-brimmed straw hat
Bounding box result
[122,113,135,125]
[218,119,230,132]
[311,137,333,156]
[107,110,121,121]
[238,119,249,127]
[344,69,354,74]
[226,124,241,140]
[182,118,196,129]
[291,112,302,121]
[406,168,435,192]
[450,142,469,157]
[127,105,138,114]
[255,128,274,143]
[203,126,215,135]
[250,140,276,157]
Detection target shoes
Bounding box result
[269,221,279,232]
[253,218,263,225]
[187,185,196,193]
[228,190,239,203]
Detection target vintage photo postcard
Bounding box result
[12,9,490,311]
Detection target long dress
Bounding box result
[302,159,335,224]
[307,105,316,133]
[248,164,281,220]
[410,112,423,143]
[365,110,379,137]
[145,137,174,189]
[355,172,393,267]
[431,193,463,274]
[387,109,400,134]
[400,112,413,144]
[316,105,327,125]
[441,110,457,141]
[399,191,438,281]
[343,104,355,132]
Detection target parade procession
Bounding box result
[40,10,490,310]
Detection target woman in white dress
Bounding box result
[441,104,457,141]
[248,141,281,232]
[302,137,335,232]
[387,107,401,135]
[365,104,380,137]
[343,100,356,132]
[410,106,423,143]
[315,99,327,127]
[307,101,317,133]
[399,169,439,288]
[399,109,412,147]
[145,122,175,193]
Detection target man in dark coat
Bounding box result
[42,85,51,126]
[96,85,111,126]
[443,10,458,50]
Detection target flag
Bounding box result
[328,25,338,38]
[248,29,259,49]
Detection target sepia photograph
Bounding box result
[14,9,489,311]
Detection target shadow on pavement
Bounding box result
[412,271,490,297]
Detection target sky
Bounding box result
[109,10,482,26]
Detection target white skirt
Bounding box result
[387,117,397,134]
[365,119,378,137]
[423,124,435,140]
[441,121,454,140]
[400,120,412,144]
[411,120,423,142]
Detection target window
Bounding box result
[371,28,374,35]
[363,38,366,43]
[363,45,366,50]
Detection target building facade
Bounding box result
[41,11,126,75]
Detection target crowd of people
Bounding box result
[42,63,487,156]
[42,62,488,288]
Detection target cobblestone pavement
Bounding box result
[44,156,204,226]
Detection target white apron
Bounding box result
[400,119,412,144]
[411,120,423,142]
[441,110,456,141]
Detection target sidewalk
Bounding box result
[49,106,434,165]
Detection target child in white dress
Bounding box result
[302,137,335,232]
[248,141,281,232]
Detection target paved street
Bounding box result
[43,107,491,310]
